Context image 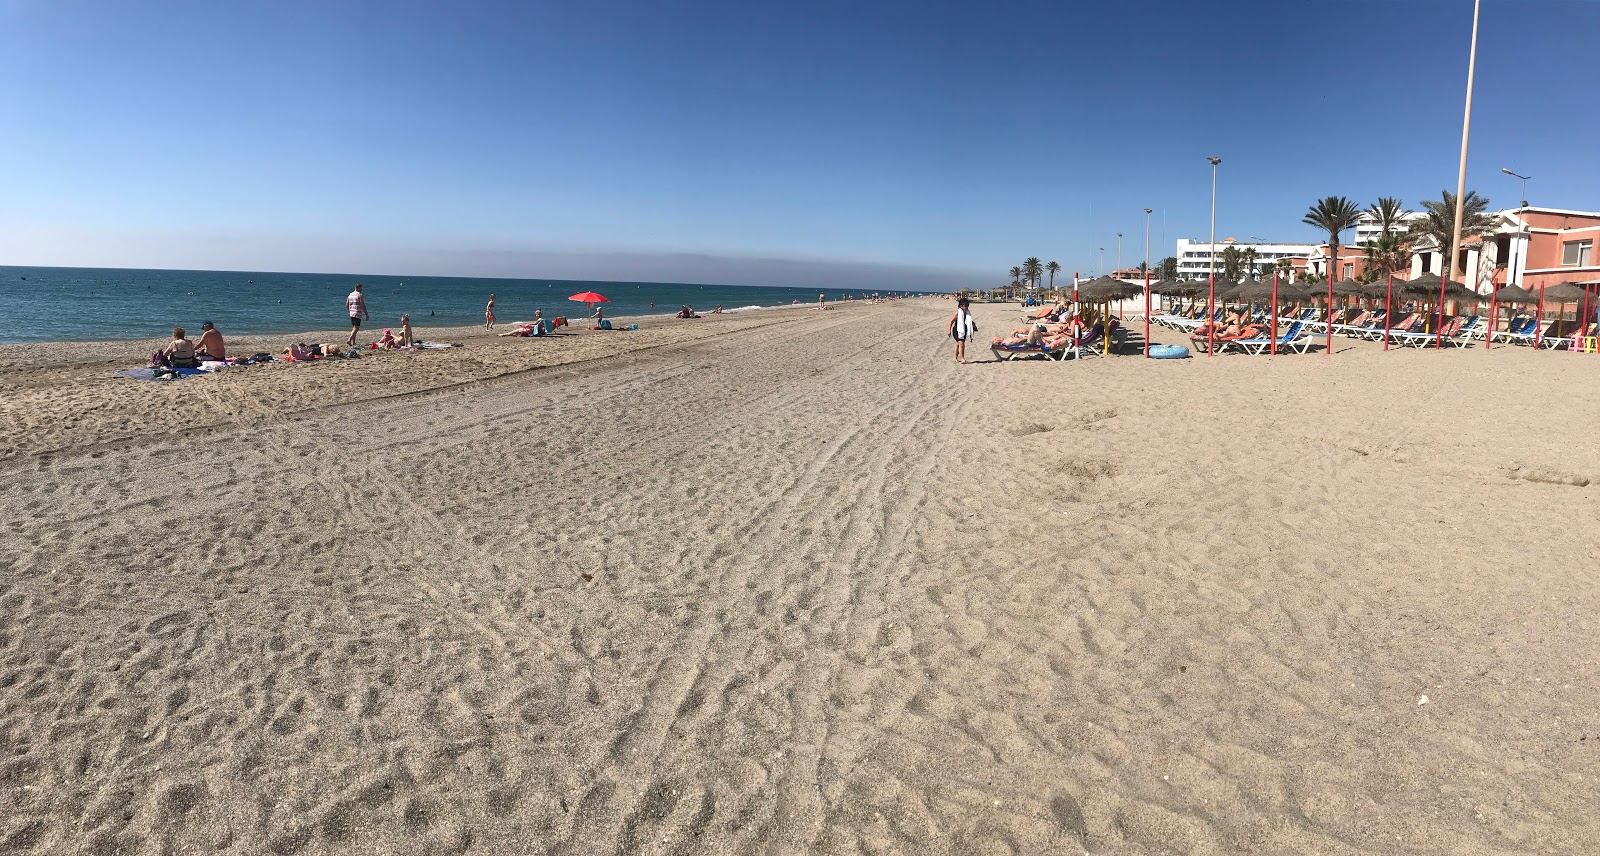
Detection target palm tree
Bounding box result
[1045,261,1060,294]
[1303,196,1363,283]
[1368,197,1409,235]
[1362,232,1410,277]
[1158,257,1179,281]
[1274,258,1294,277]
[1008,266,1023,289]
[1405,190,1494,283]
[1023,258,1043,291]
[1243,247,1259,278]
[1220,245,1246,282]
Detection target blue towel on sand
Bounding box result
[116,367,207,382]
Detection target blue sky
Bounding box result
[2,0,1597,288]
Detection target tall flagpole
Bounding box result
[1143,209,1152,357]
[1207,156,1221,356]
[1443,0,1481,349]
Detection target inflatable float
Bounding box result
[1147,344,1191,359]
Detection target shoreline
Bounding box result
[0,296,852,353]
[0,299,923,460]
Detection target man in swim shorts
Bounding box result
[346,283,369,346]
[195,322,226,360]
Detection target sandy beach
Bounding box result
[3,298,1599,855]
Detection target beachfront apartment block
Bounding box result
[1353,210,1428,246]
[1173,237,1318,280]
[1406,206,1600,292]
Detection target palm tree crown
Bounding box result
[1368,197,1409,235]
[1303,196,1363,250]
[1045,261,1060,292]
[1022,258,1043,290]
[1304,196,1363,281]
[1008,265,1023,287]
[1405,190,1495,281]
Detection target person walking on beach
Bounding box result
[485,294,496,330]
[948,296,977,363]
[346,283,369,346]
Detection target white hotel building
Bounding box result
[1173,237,1318,279]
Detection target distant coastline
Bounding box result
[0,266,928,345]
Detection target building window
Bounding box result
[1562,239,1592,266]
[1342,263,1353,278]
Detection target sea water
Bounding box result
[0,266,913,344]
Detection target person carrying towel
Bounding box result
[948,296,977,364]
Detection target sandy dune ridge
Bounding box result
[2,299,1599,854]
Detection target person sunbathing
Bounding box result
[284,342,315,361]
[195,322,226,360]
[158,328,200,368]
[376,329,400,349]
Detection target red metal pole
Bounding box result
[1535,285,1545,349]
[1383,274,1393,351]
[1324,271,1334,357]
[1270,273,1280,356]
[1435,271,1448,349]
[1207,272,1216,356]
[1143,267,1151,358]
[1486,290,1495,352]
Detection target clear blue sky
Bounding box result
[2,0,1596,287]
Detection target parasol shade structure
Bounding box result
[1229,278,1313,304]
[1330,279,1368,297]
[1076,276,1143,302]
[1488,284,1538,304]
[1395,272,1471,300]
[568,291,610,313]
[1539,282,1590,303]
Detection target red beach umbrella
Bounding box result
[568,291,609,314]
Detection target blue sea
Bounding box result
[0,266,920,345]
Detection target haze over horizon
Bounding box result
[3,0,1597,286]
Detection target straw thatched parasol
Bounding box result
[1330,279,1368,297]
[1539,282,1589,303]
[1076,276,1143,302]
[1489,284,1538,304]
[1229,278,1313,304]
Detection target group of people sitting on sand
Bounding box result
[154,323,227,368]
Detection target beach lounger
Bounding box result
[1490,316,1540,345]
[1445,316,1483,347]
[1222,321,1311,355]
[991,340,1069,361]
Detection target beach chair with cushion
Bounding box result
[1445,316,1483,347]
[1222,321,1311,355]
[991,340,1069,361]
[1491,316,1540,345]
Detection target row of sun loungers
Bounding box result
[1155,303,1596,352]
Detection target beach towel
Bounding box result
[417,342,460,349]
[115,367,207,382]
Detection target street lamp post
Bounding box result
[1098,247,1104,276]
[1207,156,1221,356]
[1116,233,1123,276]
[1144,208,1153,358]
[1443,0,1482,350]
[1501,167,1530,209]
[1248,235,1265,277]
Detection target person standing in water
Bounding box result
[948,296,977,364]
[485,294,497,330]
[346,283,369,346]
